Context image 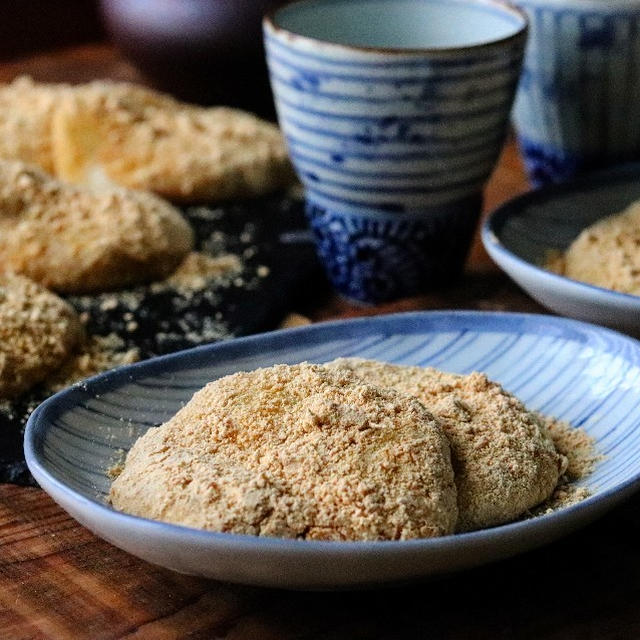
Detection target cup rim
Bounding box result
[264,0,528,56]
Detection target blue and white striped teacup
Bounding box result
[264,0,527,304]
[513,0,640,187]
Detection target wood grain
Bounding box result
[1,44,639,640]
[2,484,640,639]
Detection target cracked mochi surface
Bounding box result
[110,363,458,541]
[51,80,295,203]
[327,359,567,532]
[0,160,193,293]
[0,273,82,399]
[0,77,294,203]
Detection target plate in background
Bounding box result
[482,164,640,336]
[24,311,640,589]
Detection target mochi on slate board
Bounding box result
[0,193,326,485]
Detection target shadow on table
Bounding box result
[229,492,640,639]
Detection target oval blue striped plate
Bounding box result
[24,311,640,588]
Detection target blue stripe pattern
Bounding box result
[26,310,640,500]
[264,13,527,214]
[512,1,640,185]
[23,311,640,587]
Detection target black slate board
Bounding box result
[0,193,327,485]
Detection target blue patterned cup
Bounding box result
[513,0,640,187]
[264,0,527,303]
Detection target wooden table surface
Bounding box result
[2,44,640,640]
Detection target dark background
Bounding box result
[0,1,104,58]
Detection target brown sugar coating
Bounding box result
[0,160,194,293]
[547,201,640,295]
[327,358,567,532]
[0,76,71,173]
[0,77,294,203]
[51,80,295,203]
[110,363,458,540]
[0,273,82,399]
[45,333,139,394]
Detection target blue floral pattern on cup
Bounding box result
[306,196,480,302]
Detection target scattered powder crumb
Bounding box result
[187,206,225,222]
[243,247,257,260]
[525,415,602,517]
[286,182,304,199]
[45,333,139,392]
[544,249,565,276]
[99,297,119,312]
[164,251,242,293]
[529,484,592,516]
[0,399,13,414]
[75,289,144,314]
[107,460,125,480]
[209,230,226,245]
[69,245,260,355]
[544,416,603,480]
[279,313,312,329]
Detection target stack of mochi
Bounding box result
[110,360,573,539]
[0,76,297,402]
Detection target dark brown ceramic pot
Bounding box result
[100,0,283,117]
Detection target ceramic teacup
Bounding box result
[264,0,527,304]
[513,0,640,187]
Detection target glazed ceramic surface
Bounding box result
[482,163,640,335]
[512,0,640,186]
[25,311,640,589]
[264,0,527,303]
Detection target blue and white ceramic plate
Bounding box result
[482,164,640,336]
[25,311,640,589]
